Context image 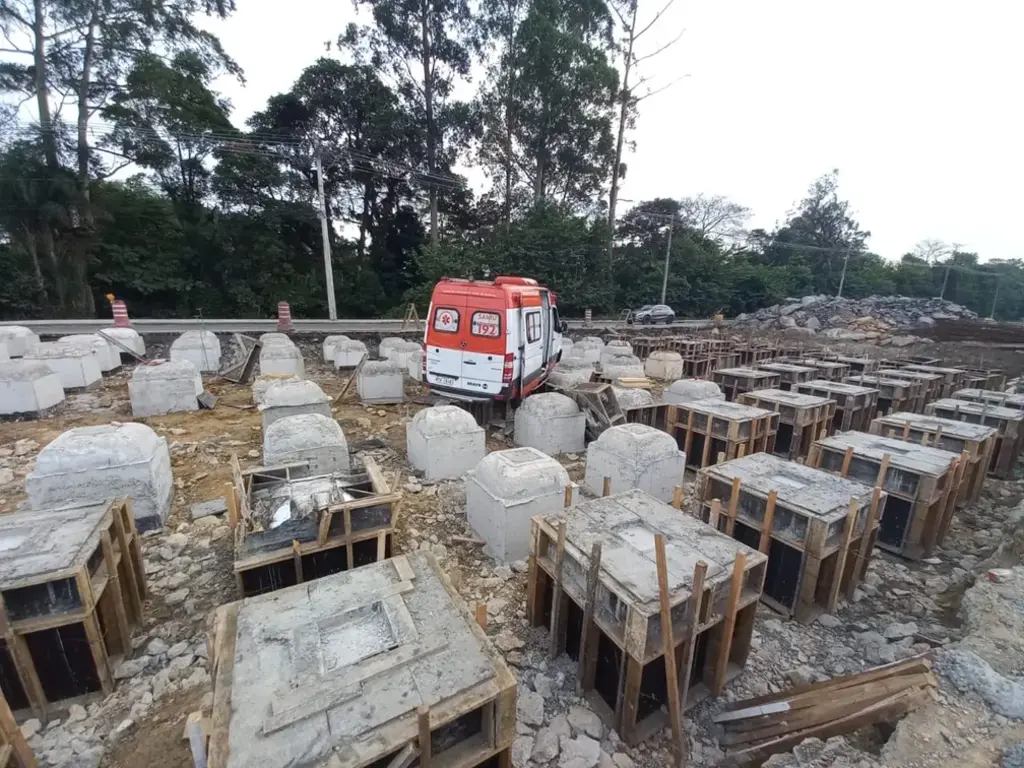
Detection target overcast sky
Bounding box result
[200,1,1020,261]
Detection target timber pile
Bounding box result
[715,657,936,767]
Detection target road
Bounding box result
[4,317,717,335]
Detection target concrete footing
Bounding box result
[26,422,173,531]
[407,405,485,480]
[58,334,119,372]
[259,380,332,431]
[378,337,405,360]
[101,327,146,358]
[0,360,65,418]
[584,423,686,502]
[603,354,645,380]
[263,413,349,474]
[407,349,425,381]
[0,325,39,357]
[259,342,305,378]
[170,330,221,373]
[560,339,574,359]
[334,339,368,368]
[466,447,577,562]
[383,339,422,368]
[664,379,725,405]
[514,392,586,456]
[25,343,102,391]
[549,357,595,388]
[129,360,202,417]
[0,342,7,362]
[601,339,633,366]
[259,332,292,347]
[251,374,301,406]
[358,360,405,403]
[322,335,350,364]
[644,350,684,380]
[612,386,655,409]
[573,337,604,364]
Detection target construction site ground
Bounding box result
[2,334,1024,768]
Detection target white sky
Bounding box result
[101,1,1024,261]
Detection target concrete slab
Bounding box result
[264,413,349,474]
[101,327,146,358]
[252,374,301,406]
[334,339,368,368]
[814,430,958,479]
[644,350,684,381]
[407,405,485,480]
[467,447,576,562]
[584,423,685,501]
[357,360,405,404]
[259,342,305,378]
[0,326,39,357]
[129,360,202,417]
[170,330,221,373]
[259,380,332,431]
[58,333,119,372]
[0,360,65,419]
[663,379,724,405]
[26,423,173,532]
[549,356,595,387]
[0,501,111,586]
[25,343,102,391]
[514,392,586,456]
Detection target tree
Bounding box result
[676,194,750,244]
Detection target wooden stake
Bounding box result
[564,484,573,508]
[676,561,708,744]
[712,552,747,694]
[717,451,726,465]
[417,706,432,768]
[602,476,612,497]
[726,477,741,536]
[827,499,860,611]
[701,414,714,467]
[475,603,488,631]
[902,421,911,440]
[225,482,239,529]
[840,447,854,478]
[548,522,567,659]
[874,453,891,488]
[848,487,882,599]
[576,542,603,694]
[672,486,683,510]
[758,490,777,554]
[709,499,722,529]
[655,535,686,767]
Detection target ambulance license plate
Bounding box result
[434,374,457,385]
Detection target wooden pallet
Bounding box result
[794,380,879,432]
[666,401,780,470]
[736,390,835,462]
[844,373,920,416]
[926,398,1024,479]
[0,693,35,768]
[0,499,147,722]
[229,454,400,597]
[713,368,783,402]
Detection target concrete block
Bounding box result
[58,334,119,372]
[407,405,485,480]
[573,337,604,364]
[259,343,305,378]
[466,447,576,562]
[548,356,595,388]
[169,330,221,373]
[26,423,173,531]
[664,379,725,405]
[612,386,655,409]
[603,354,645,380]
[259,332,292,347]
[334,339,368,368]
[251,374,301,406]
[378,337,405,360]
[25,343,102,391]
[514,392,586,456]
[601,339,633,366]
[128,360,202,417]
[357,360,405,403]
[387,340,422,369]
[0,325,40,357]
[263,413,349,474]
[644,350,684,380]
[0,361,65,418]
[560,339,573,359]
[0,341,7,362]
[101,327,146,358]
[584,423,685,502]
[407,349,425,381]
[322,335,350,364]
[259,380,332,431]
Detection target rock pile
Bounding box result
[734,295,977,344]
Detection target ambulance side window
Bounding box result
[551,307,561,331]
[433,307,459,333]
[526,311,542,342]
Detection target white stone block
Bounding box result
[603,354,645,380]
[378,337,406,360]
[663,379,724,405]
[387,340,422,369]
[252,374,301,406]
[548,357,594,388]
[407,349,425,381]
[466,447,576,562]
[0,342,7,362]
[58,334,119,372]
[26,423,173,531]
[407,405,485,480]
[25,343,102,391]
[0,361,64,418]
[259,380,332,431]
[259,343,305,378]
[560,340,573,359]
[612,386,655,409]
[169,330,221,373]
[584,423,686,502]
[514,393,586,456]
[128,360,202,417]
[644,350,684,381]
[358,360,405,403]
[0,325,40,357]
[334,339,368,368]
[323,335,350,364]
[600,339,633,366]
[573,337,604,364]
[260,332,292,347]
[101,327,146,358]
[263,413,349,474]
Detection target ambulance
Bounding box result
[423,276,564,401]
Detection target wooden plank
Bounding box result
[337,352,368,403]
[548,522,568,659]
[225,481,239,530]
[386,744,419,768]
[712,552,747,695]
[758,491,777,554]
[654,534,686,767]
[475,604,488,631]
[602,476,612,497]
[417,706,432,768]
[726,477,741,536]
[677,561,708,714]
[826,500,859,612]
[576,542,603,694]
[81,609,114,696]
[100,531,132,655]
[848,486,882,599]
[708,499,722,530]
[840,446,854,477]
[700,415,713,467]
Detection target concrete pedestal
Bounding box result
[59,334,119,372]
[466,447,576,562]
[26,422,173,531]
[25,343,102,391]
[263,413,349,474]
[603,354,645,380]
[259,380,332,431]
[548,357,595,388]
[129,360,202,417]
[407,349,425,381]
[378,337,406,360]
[0,361,65,418]
[601,339,633,367]
[644,350,684,381]
[612,386,655,409]
[101,327,146,358]
[664,379,725,405]
[259,343,305,378]
[514,393,586,456]
[0,326,39,357]
[334,339,368,368]
[251,374,301,406]
[386,340,422,369]
[573,337,604,364]
[584,423,686,502]
[170,330,221,373]
[259,332,292,347]
[357,360,405,403]
[0,342,7,362]
[323,335,350,364]
[407,405,485,480]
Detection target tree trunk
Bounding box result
[502,3,515,231]
[76,2,100,217]
[421,5,438,243]
[32,0,58,169]
[20,225,49,309]
[606,0,637,293]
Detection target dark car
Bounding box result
[633,304,675,324]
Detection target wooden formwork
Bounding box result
[877,368,941,411]
[962,369,1007,391]
[1,693,36,768]
[526,490,768,745]
[808,431,961,560]
[207,553,516,768]
[667,401,780,470]
[736,389,836,462]
[712,352,741,374]
[903,355,942,366]
[794,380,879,432]
[736,345,776,367]
[629,336,659,359]
[623,402,669,432]
[794,358,851,382]
[756,362,816,392]
[843,374,920,416]
[869,412,996,507]
[926,398,1024,479]
[953,388,1024,410]
[824,355,879,375]
[900,364,967,398]
[713,367,783,401]
[696,453,884,623]
[0,499,147,722]
[229,454,399,597]
[682,356,715,379]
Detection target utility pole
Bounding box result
[315,152,338,320]
[836,251,850,298]
[660,213,674,305]
[990,279,1000,320]
[938,243,961,300]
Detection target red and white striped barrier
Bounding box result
[584,308,592,327]
[277,301,294,332]
[111,300,131,328]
